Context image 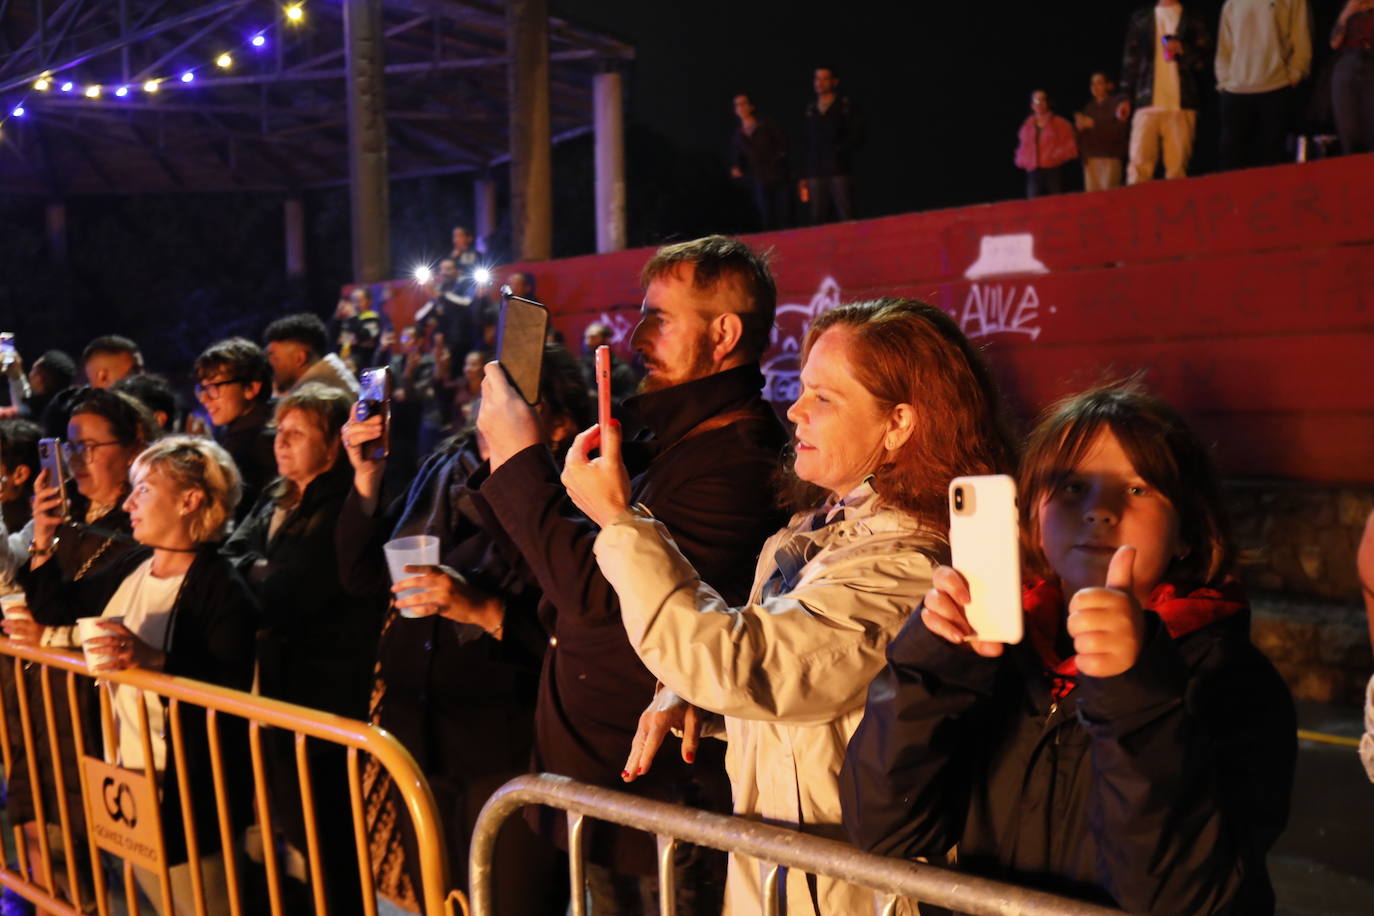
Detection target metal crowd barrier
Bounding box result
[0,640,466,916]
[470,773,1122,916]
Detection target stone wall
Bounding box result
[1228,481,1373,704]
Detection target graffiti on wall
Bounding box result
[957,233,1049,341]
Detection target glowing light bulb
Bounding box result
[143,79,160,93]
[12,106,25,117]
[180,71,195,83]
[413,265,433,284]
[252,35,267,48]
[216,53,233,69]
[33,78,50,91]
[115,85,129,97]
[285,5,304,24]
[60,81,74,92]
[84,84,101,98]
[473,267,491,285]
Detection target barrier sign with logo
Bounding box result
[82,756,162,871]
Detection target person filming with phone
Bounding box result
[475,236,789,910]
[559,298,1013,913]
[840,381,1295,915]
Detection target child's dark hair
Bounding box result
[1018,378,1232,586]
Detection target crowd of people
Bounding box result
[0,224,1334,915]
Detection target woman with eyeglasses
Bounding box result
[0,388,158,908]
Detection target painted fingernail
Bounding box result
[620,770,631,782]
[684,751,694,764]
[637,766,646,775]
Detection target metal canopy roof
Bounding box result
[0,0,633,195]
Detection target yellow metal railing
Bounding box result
[0,640,464,916]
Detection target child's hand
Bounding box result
[920,566,1005,658]
[1067,545,1145,678]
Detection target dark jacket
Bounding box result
[213,399,276,523]
[25,543,259,863]
[1077,96,1130,159]
[804,95,863,178]
[840,601,1295,915]
[336,435,547,755]
[732,116,789,185]
[224,459,387,719]
[478,362,789,874]
[1120,4,1213,111]
[335,434,549,895]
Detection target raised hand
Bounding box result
[477,362,542,472]
[340,412,386,508]
[560,420,630,529]
[1066,545,1145,678]
[920,565,1006,658]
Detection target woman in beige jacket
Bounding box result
[563,298,1014,914]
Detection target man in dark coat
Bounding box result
[802,66,863,223]
[476,235,789,913]
[730,93,791,230]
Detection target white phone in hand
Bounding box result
[948,475,1023,644]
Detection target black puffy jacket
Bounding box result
[840,597,1295,915]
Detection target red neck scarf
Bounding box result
[1022,577,1247,699]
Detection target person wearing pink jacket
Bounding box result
[1015,89,1079,198]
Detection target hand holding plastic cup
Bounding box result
[383,536,441,618]
[77,616,124,672]
[1,591,31,622]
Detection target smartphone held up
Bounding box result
[355,367,392,461]
[595,345,612,432]
[949,474,1023,645]
[496,291,549,406]
[37,438,72,522]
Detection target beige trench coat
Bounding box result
[595,484,937,914]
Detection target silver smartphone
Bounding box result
[37,438,71,522]
[949,474,1023,644]
[355,366,392,461]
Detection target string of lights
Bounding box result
[4,4,307,124]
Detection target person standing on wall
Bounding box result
[1120,1,1213,183]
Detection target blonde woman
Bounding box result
[25,436,258,915]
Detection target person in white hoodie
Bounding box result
[1215,0,1312,169]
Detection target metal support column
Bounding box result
[284,196,306,280]
[44,201,67,264]
[343,0,391,283]
[593,66,626,253]
[506,0,552,261]
[473,172,498,256]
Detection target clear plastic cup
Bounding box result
[382,536,441,618]
[77,616,124,672]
